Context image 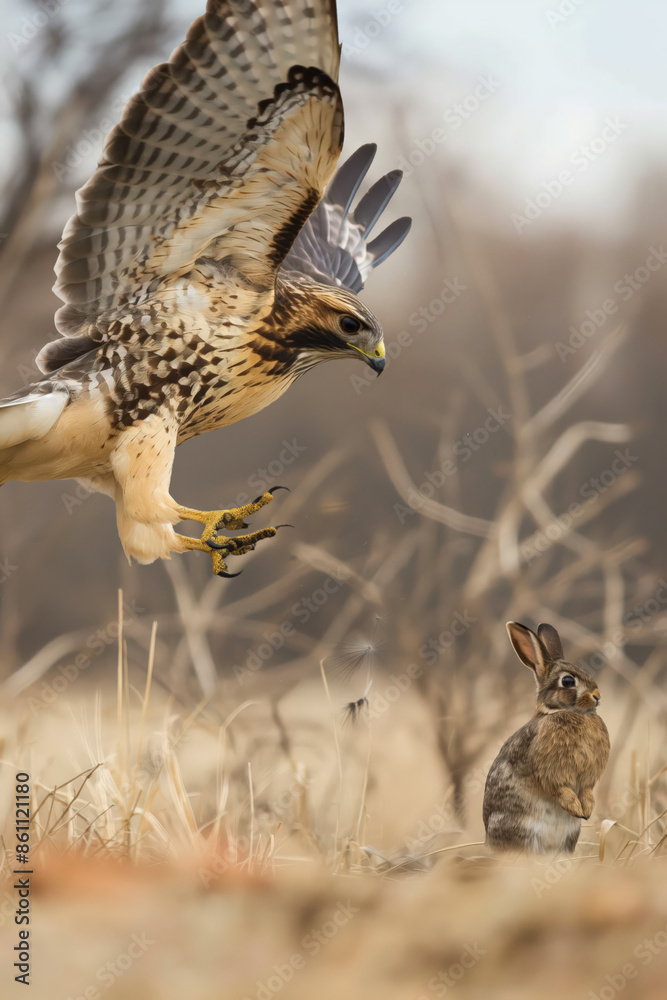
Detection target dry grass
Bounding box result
[1,247,666,996]
[1,619,667,999]
[2,597,665,870]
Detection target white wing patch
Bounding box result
[0,393,69,449]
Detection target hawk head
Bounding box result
[273,276,386,375]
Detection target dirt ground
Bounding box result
[1,853,665,1000]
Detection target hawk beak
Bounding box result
[347,340,386,376]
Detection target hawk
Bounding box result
[0,0,410,576]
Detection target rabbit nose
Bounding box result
[592,689,601,703]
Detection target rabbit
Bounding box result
[483,621,610,854]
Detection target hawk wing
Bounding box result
[53,0,342,344]
[281,143,411,293]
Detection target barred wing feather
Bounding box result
[53,0,342,341]
[281,143,411,292]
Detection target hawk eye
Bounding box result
[560,675,576,688]
[340,315,362,335]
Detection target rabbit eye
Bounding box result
[560,675,576,688]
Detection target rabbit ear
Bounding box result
[506,622,549,681]
[536,623,564,661]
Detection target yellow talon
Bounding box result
[175,489,283,576]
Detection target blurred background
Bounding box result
[0,0,665,734]
[1,2,667,998]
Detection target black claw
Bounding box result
[217,569,242,579]
[207,538,227,551]
[252,485,290,503]
[275,524,295,530]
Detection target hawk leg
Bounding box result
[175,487,286,577]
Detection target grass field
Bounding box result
[1,597,667,999]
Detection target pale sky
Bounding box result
[2,0,665,236]
[336,0,667,235]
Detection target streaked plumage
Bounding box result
[0,0,410,575]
